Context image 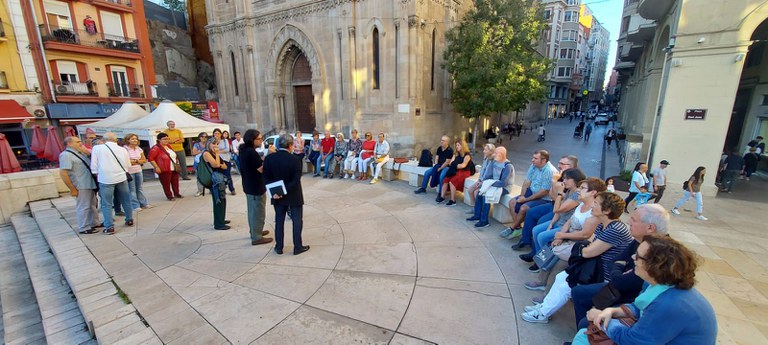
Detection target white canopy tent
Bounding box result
[75,102,149,138]
[111,101,229,142]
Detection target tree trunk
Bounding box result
[472,118,478,151]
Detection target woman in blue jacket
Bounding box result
[573,235,717,344]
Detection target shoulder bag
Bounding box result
[584,304,637,345]
[160,145,181,172]
[105,145,132,182]
[533,245,559,272]
[65,150,99,191]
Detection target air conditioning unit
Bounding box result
[26,105,47,118]
[56,84,74,94]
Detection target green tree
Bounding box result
[162,0,185,27]
[444,0,552,144]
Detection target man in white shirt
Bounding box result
[651,160,669,203]
[231,131,243,173]
[90,132,134,234]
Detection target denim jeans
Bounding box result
[223,160,234,192]
[99,181,133,229]
[674,190,703,214]
[520,204,554,245]
[127,171,148,209]
[308,151,320,174]
[322,154,335,176]
[572,282,608,328]
[533,226,560,255]
[246,193,266,241]
[421,164,450,191]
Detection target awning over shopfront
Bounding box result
[0,100,35,124]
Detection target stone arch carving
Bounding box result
[649,26,670,70]
[364,17,386,39]
[737,3,768,41]
[265,24,325,90]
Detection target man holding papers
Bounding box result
[264,134,310,255]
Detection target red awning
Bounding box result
[0,100,35,124]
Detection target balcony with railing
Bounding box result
[108,83,144,98]
[53,81,98,97]
[39,25,140,55]
[89,0,134,12]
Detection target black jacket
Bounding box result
[263,149,304,206]
[239,146,265,196]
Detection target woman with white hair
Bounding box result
[328,132,348,178]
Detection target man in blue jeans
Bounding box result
[571,204,670,328]
[89,132,134,234]
[319,130,335,178]
[499,150,556,238]
[414,135,453,194]
[466,147,513,228]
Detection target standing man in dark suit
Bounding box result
[263,134,310,255]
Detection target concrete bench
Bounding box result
[381,160,430,184]
[461,177,522,224]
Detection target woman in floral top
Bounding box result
[344,129,363,179]
[328,133,348,178]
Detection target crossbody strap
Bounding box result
[65,150,91,168]
[159,145,178,164]
[105,144,128,173]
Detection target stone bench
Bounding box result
[462,178,521,225]
[381,160,430,184]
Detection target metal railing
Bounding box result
[53,81,98,96]
[39,25,140,53]
[108,83,144,98]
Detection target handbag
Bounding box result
[105,144,132,182]
[533,246,559,272]
[552,241,574,261]
[585,305,637,345]
[393,157,409,164]
[592,283,623,310]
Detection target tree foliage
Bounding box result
[444,0,552,119]
[162,0,185,13]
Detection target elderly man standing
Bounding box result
[414,135,453,194]
[90,132,134,234]
[164,121,190,180]
[60,136,102,234]
[500,150,555,238]
[264,134,309,255]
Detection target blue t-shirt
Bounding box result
[594,220,634,281]
[634,192,653,205]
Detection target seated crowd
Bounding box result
[410,139,717,344]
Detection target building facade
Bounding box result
[204,0,486,156]
[613,0,768,194]
[23,0,156,125]
[540,0,608,118]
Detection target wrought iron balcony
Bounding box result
[39,25,140,53]
[108,83,144,98]
[53,81,98,97]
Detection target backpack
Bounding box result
[418,149,433,167]
[197,158,213,189]
[468,159,476,175]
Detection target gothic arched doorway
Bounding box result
[290,50,315,132]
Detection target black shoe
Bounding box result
[103,227,115,235]
[511,242,528,251]
[125,220,134,226]
[79,228,98,234]
[414,188,426,194]
[274,248,283,255]
[528,264,541,273]
[182,177,191,180]
[466,217,480,221]
[92,223,104,228]
[435,196,445,203]
[214,225,231,230]
[519,254,534,263]
[294,245,310,255]
[446,200,456,206]
[224,220,231,224]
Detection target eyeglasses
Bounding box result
[631,253,648,262]
[558,161,571,166]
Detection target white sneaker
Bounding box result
[671,208,680,215]
[696,215,708,221]
[343,174,349,179]
[521,309,549,323]
[135,207,143,212]
[370,178,379,184]
[143,204,155,209]
[524,304,542,313]
[195,192,203,197]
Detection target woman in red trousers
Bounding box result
[149,133,183,201]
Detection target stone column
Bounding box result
[407,15,418,100]
[348,26,357,100]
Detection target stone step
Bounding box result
[10,214,94,344]
[28,200,163,344]
[0,224,46,345]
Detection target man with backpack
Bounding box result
[414,135,453,194]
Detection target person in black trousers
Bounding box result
[263,134,310,255]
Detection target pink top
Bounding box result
[125,146,144,174]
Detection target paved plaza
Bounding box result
[44,120,768,344]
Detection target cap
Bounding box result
[660,160,670,165]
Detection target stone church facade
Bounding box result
[205,0,474,156]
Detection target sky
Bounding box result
[583,0,623,86]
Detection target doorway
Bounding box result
[294,85,314,132]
